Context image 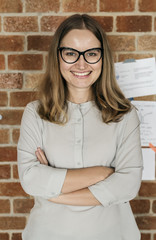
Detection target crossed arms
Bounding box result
[35,147,114,206]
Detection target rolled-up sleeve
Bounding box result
[89,108,143,207]
[17,101,67,199]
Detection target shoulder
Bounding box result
[24,100,41,116]
[120,106,140,141]
[109,106,140,129]
[22,100,41,123]
[25,100,40,111]
[124,106,140,127]
[20,101,44,136]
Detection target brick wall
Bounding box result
[0,0,156,239]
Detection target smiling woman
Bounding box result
[58,29,102,103]
[17,14,143,240]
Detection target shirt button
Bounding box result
[76,139,81,144]
[77,162,81,166]
[77,118,81,123]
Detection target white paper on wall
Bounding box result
[131,101,156,147]
[142,148,155,180]
[115,57,156,98]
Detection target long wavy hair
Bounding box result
[38,14,131,124]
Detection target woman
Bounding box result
[18,14,143,240]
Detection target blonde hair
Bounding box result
[38,14,131,124]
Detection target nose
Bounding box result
[76,55,87,69]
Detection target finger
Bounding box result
[35,150,45,164]
[37,148,49,165]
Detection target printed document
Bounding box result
[115,57,156,98]
[132,101,156,146]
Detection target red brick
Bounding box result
[141,233,151,240]
[0,129,9,144]
[0,217,26,230]
[4,17,38,32]
[108,35,135,51]
[28,35,53,51]
[0,0,22,13]
[26,0,59,12]
[0,182,27,196]
[138,35,156,50]
[152,200,156,213]
[130,199,150,214]
[13,164,19,179]
[0,73,23,89]
[0,165,11,179]
[41,16,66,32]
[0,199,10,213]
[139,182,156,197]
[136,216,156,230]
[8,54,43,70]
[13,198,34,213]
[0,110,23,125]
[0,92,8,106]
[25,73,44,89]
[93,16,113,32]
[0,147,17,162]
[0,55,5,69]
[139,0,156,11]
[0,36,24,51]
[118,53,153,62]
[12,129,20,144]
[12,233,22,240]
[62,0,97,12]
[100,0,135,12]
[0,233,9,240]
[116,16,152,32]
[10,91,39,107]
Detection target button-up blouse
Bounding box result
[18,100,143,240]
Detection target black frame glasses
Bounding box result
[58,47,103,64]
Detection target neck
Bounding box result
[67,88,93,104]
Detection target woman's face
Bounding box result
[59,29,102,95]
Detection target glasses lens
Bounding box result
[61,48,79,63]
[84,49,102,63]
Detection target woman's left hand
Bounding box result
[35,148,49,166]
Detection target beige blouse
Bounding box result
[18,100,143,240]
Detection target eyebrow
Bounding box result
[59,47,102,53]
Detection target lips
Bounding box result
[71,71,91,77]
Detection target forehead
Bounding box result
[60,29,101,50]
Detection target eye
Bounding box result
[86,50,100,57]
[63,50,77,57]
[65,51,76,56]
[88,52,97,56]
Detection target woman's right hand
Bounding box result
[35,147,49,166]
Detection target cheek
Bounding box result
[59,60,70,75]
[95,62,102,75]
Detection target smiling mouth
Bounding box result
[71,71,92,77]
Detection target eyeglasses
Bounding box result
[58,47,103,64]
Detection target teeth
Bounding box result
[72,71,91,76]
